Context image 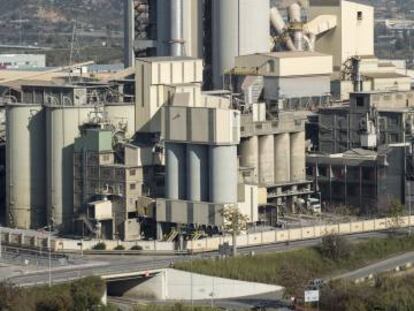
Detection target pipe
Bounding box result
[270,7,297,51]
[270,7,286,35]
[293,31,304,51]
[352,57,362,92]
[170,0,184,56]
[123,0,135,68]
[288,3,301,23]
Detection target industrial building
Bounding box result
[307,145,408,214]
[0,54,46,70]
[2,0,414,244]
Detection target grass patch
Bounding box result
[175,235,414,296]
[134,304,220,311]
[321,274,414,311]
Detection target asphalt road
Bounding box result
[333,251,414,281]
[3,231,391,287]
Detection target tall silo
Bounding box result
[209,145,238,203]
[165,143,187,200]
[290,131,306,181]
[211,0,270,88]
[46,105,95,231]
[259,135,275,184]
[240,136,259,183]
[6,104,46,229]
[186,144,209,202]
[274,133,291,183]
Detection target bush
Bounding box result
[319,234,351,261]
[130,245,143,251]
[114,245,125,251]
[92,242,106,250]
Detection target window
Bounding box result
[356,96,364,107]
[129,169,136,176]
[130,183,136,190]
[357,11,363,21]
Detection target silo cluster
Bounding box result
[165,143,238,204]
[240,131,306,185]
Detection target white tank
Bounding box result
[46,105,95,231]
[212,0,270,89]
[290,131,306,182]
[6,104,46,229]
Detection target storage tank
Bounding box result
[46,105,95,231]
[290,131,306,181]
[259,135,275,184]
[186,144,209,202]
[212,0,270,88]
[209,145,238,203]
[240,136,259,183]
[274,133,291,183]
[165,143,187,200]
[6,104,46,229]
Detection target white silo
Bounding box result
[186,144,209,202]
[165,143,187,200]
[290,131,306,181]
[6,104,46,229]
[259,135,275,184]
[240,136,259,183]
[274,133,291,183]
[209,145,238,203]
[46,105,96,231]
[212,0,270,88]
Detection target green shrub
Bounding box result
[130,245,143,251]
[92,242,106,250]
[114,245,125,251]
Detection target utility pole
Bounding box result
[48,226,52,287]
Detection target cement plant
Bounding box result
[1,0,414,310]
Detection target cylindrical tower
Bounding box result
[212,0,270,88]
[259,135,275,184]
[274,133,291,183]
[186,144,209,202]
[290,131,306,182]
[240,136,259,183]
[46,105,95,231]
[6,104,46,229]
[209,145,238,203]
[123,0,135,67]
[165,143,187,200]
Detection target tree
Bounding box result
[220,205,248,257]
[319,234,351,261]
[388,199,405,233]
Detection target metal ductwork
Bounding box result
[270,7,297,51]
[271,1,338,53]
[170,0,184,56]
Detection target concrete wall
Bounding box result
[187,215,414,252]
[309,0,374,69]
[121,269,283,300]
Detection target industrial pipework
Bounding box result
[271,1,334,52]
[170,0,184,56]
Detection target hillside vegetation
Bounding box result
[175,235,414,296]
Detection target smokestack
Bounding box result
[124,0,135,68]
